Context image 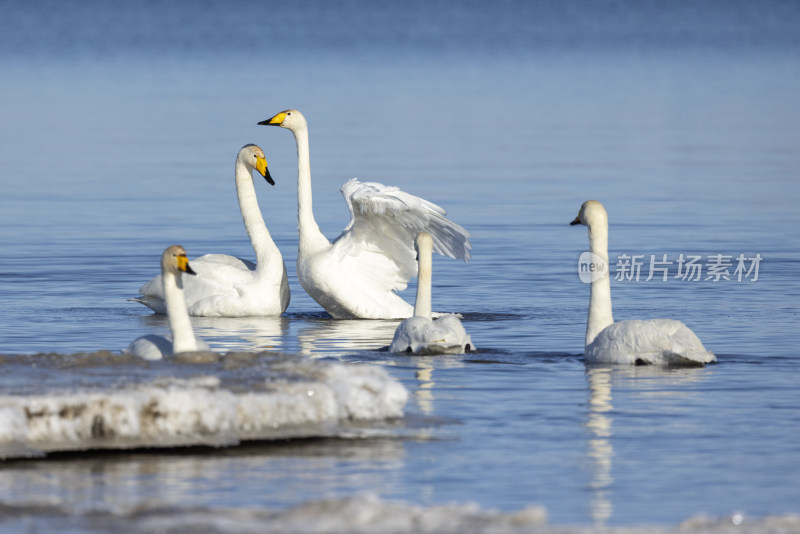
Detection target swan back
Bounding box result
[389,314,474,355]
[586,319,716,365]
[126,334,174,361]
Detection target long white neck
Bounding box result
[163,271,198,353]
[586,221,614,346]
[414,240,433,319]
[291,124,330,255]
[235,158,281,279]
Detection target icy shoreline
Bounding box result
[1,494,798,534]
[0,352,408,458]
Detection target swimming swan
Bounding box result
[132,145,290,317]
[571,200,715,366]
[390,232,475,354]
[258,109,470,319]
[126,245,211,360]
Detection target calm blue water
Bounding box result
[1,0,799,529]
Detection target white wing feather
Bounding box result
[331,178,471,293]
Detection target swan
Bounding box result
[389,232,475,354]
[571,200,715,365]
[258,109,471,319]
[126,245,211,360]
[132,144,290,317]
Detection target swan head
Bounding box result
[162,245,196,276]
[258,109,307,132]
[570,200,607,229]
[239,144,274,185]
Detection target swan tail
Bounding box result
[128,296,165,314]
[633,350,715,366]
[664,350,716,366]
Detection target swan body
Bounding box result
[571,200,715,366]
[390,233,474,355]
[126,245,210,360]
[259,109,471,319]
[132,145,290,317]
[586,319,714,365]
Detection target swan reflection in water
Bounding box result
[584,364,714,527]
[296,318,401,357]
[410,356,468,416]
[585,366,614,527]
[141,314,290,353]
[414,361,436,415]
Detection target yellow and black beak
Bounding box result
[258,111,286,127]
[570,215,582,226]
[256,156,275,185]
[177,254,197,275]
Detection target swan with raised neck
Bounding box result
[132,144,289,317]
[126,245,210,359]
[570,200,613,346]
[259,110,471,319]
[389,232,474,354]
[571,200,715,365]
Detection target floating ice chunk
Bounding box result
[0,492,798,533]
[0,493,549,533]
[0,358,408,458]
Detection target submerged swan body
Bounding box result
[259,109,471,319]
[571,200,715,366]
[132,145,290,317]
[390,233,474,354]
[126,245,210,360]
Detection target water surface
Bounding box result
[1,1,799,530]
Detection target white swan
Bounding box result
[126,245,211,360]
[258,109,471,319]
[571,200,715,365]
[132,144,290,317]
[390,232,475,354]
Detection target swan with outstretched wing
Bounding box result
[260,110,470,319]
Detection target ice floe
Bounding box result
[0,494,798,534]
[0,352,408,458]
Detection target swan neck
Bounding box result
[414,245,433,319]
[163,271,198,353]
[586,223,614,346]
[235,159,279,274]
[292,126,328,253]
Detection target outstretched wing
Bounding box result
[331,178,471,292]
